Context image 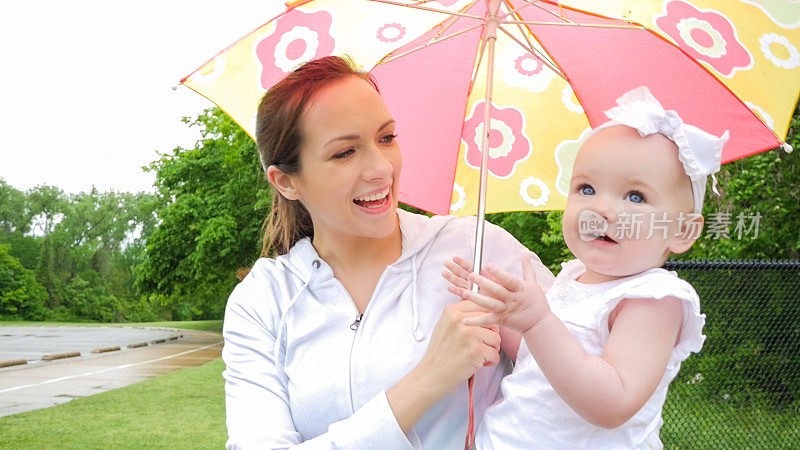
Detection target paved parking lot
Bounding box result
[0,326,181,362]
[0,327,222,417]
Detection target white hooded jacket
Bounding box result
[223,210,554,449]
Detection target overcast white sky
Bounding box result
[0,1,284,194]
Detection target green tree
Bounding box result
[137,109,269,319]
[27,185,65,237]
[0,180,30,235]
[0,244,47,319]
[0,180,40,269]
[0,180,163,321]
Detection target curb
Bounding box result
[42,351,81,361]
[8,328,186,365]
[0,359,27,368]
[92,346,121,354]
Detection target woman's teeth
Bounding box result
[353,188,390,208]
[354,189,389,202]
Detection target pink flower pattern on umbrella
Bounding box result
[255,9,336,90]
[499,47,556,93]
[462,101,532,179]
[515,54,543,76]
[655,1,752,77]
[376,23,406,43]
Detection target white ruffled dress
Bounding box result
[476,259,706,449]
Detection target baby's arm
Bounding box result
[445,258,683,428]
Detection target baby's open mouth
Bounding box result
[593,233,618,244]
[353,187,390,209]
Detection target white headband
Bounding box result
[591,86,728,214]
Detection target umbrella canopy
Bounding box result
[561,0,800,147]
[181,0,795,219]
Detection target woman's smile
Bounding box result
[353,185,392,213]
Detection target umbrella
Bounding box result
[181,0,794,223]
[181,0,796,278]
[180,1,797,446]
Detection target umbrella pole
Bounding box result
[465,2,501,449]
[471,0,501,290]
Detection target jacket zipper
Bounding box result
[346,261,400,414]
[346,269,391,413]
[347,310,363,413]
[349,313,364,330]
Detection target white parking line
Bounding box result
[0,341,222,394]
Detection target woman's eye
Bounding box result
[577,184,595,195]
[379,133,397,144]
[333,148,355,159]
[626,191,645,203]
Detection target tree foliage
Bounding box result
[135,109,270,319]
[0,244,47,319]
[0,181,162,322]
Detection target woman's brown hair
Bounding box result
[256,56,379,256]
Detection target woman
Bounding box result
[222,56,553,449]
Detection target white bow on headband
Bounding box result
[592,86,728,214]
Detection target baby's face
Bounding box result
[562,125,697,283]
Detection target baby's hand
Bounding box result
[445,257,550,333]
[442,256,491,291]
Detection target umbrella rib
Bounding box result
[497,0,535,21]
[496,24,565,80]
[502,20,641,29]
[366,0,483,20]
[378,22,486,65]
[498,0,540,61]
[527,0,577,25]
[432,8,464,41]
[471,29,489,88]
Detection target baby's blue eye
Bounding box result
[578,184,595,195]
[626,191,645,203]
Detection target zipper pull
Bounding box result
[350,313,364,331]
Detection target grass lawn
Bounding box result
[0,359,227,449]
[1,349,796,447]
[0,320,223,333]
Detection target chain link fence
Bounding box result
[660,260,800,448]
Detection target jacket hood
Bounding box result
[268,209,460,349]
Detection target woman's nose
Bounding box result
[361,144,394,181]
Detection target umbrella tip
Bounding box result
[171,84,179,91]
[781,142,793,154]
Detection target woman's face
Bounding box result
[289,75,402,245]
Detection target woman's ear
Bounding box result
[267,165,301,201]
[669,214,704,254]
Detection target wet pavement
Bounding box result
[0,326,182,362]
[0,327,222,417]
